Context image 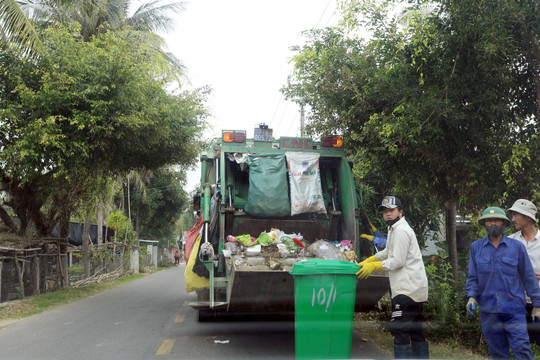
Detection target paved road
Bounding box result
[0,265,391,359]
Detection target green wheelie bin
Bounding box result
[290,259,359,359]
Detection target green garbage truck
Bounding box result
[187,125,389,320]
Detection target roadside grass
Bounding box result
[354,312,490,360]
[0,273,147,324]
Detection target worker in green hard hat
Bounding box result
[466,206,540,360]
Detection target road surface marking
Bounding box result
[156,339,175,355]
[175,314,185,323]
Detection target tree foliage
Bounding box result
[108,209,136,244]
[0,23,208,236]
[0,0,46,57]
[284,0,540,275]
[133,168,189,244]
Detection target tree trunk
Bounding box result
[82,214,91,277]
[446,201,458,282]
[125,181,131,243]
[15,209,28,237]
[97,203,104,244]
[135,196,141,240]
[533,30,539,128]
[58,211,70,240]
[0,206,17,233]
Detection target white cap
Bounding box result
[507,199,538,223]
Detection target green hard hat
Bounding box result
[478,206,511,226]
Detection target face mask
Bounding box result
[386,217,400,227]
[485,225,506,237]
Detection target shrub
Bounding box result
[424,260,488,355]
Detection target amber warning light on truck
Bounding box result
[222,130,246,143]
[322,136,343,148]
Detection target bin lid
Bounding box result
[290,259,358,275]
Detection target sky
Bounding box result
[163,0,338,191]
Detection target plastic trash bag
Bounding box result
[224,241,239,254]
[185,234,210,292]
[236,234,258,247]
[281,236,300,253]
[257,232,275,246]
[246,244,262,257]
[308,240,349,261]
[277,243,289,258]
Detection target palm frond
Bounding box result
[105,0,130,29]
[129,0,185,33]
[0,0,44,57]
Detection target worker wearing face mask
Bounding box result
[356,196,429,359]
[466,206,540,360]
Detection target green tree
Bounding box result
[284,0,540,279]
[0,0,102,56]
[0,0,46,56]
[134,168,189,246]
[108,209,135,244]
[0,24,208,236]
[24,0,185,70]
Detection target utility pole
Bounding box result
[300,105,305,137]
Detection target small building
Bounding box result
[139,239,160,268]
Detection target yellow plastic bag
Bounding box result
[184,234,209,292]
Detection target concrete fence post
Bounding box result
[130,247,139,274]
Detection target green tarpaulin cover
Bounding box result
[245,154,291,216]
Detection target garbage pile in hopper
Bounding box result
[223,228,356,271]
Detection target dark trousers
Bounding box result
[390,294,426,345]
[525,304,540,346]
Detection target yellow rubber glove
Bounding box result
[357,255,377,268]
[360,222,378,240]
[360,234,374,241]
[356,261,382,279]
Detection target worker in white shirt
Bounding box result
[508,199,540,345]
[357,196,429,359]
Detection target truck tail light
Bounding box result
[222,130,246,143]
[322,136,343,148]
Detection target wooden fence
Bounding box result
[0,239,69,302]
[0,239,129,303]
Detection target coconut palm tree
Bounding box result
[0,0,44,56]
[24,0,186,70]
[1,0,185,65]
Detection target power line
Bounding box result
[269,0,335,136]
[285,111,299,136]
[315,0,333,28]
[274,98,290,137]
